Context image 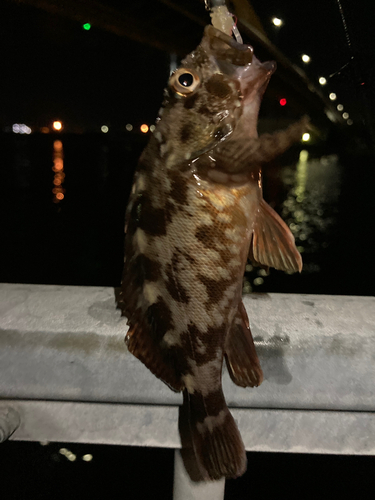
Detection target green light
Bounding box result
[83,23,91,31]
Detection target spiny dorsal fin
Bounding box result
[225,301,263,388]
[249,198,302,273]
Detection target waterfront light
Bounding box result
[150,125,156,132]
[279,98,287,106]
[337,104,344,111]
[329,93,337,101]
[53,121,62,131]
[101,125,109,133]
[126,124,133,131]
[12,123,31,134]
[342,112,349,120]
[140,124,149,133]
[302,54,311,63]
[319,77,327,85]
[272,17,283,27]
[302,133,310,142]
[83,23,91,31]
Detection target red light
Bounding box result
[279,98,287,106]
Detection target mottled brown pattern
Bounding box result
[189,388,226,422]
[198,274,233,307]
[165,262,190,304]
[194,223,233,267]
[166,344,194,377]
[134,254,162,282]
[140,207,167,236]
[184,93,199,109]
[146,298,174,341]
[180,123,193,143]
[205,74,232,99]
[178,249,197,266]
[181,324,223,366]
[198,104,212,116]
[137,196,171,236]
[169,172,189,206]
[195,224,227,250]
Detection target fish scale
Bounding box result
[119,24,308,480]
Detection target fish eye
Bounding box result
[169,68,200,96]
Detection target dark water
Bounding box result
[1,131,375,499]
[1,130,374,295]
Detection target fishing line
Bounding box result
[335,0,352,53]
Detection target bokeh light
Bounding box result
[302,133,310,142]
[272,17,283,26]
[53,121,62,131]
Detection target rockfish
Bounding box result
[120,25,306,480]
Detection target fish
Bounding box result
[119,25,307,480]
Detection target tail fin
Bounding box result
[185,389,247,480]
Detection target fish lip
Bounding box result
[241,59,276,103]
[204,25,253,66]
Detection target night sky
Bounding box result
[1,0,374,134]
[251,0,375,133]
[0,1,170,131]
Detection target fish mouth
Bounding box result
[204,25,253,66]
[204,25,275,95]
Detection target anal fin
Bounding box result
[250,198,302,273]
[126,319,184,393]
[224,301,263,388]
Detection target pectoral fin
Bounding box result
[224,301,263,388]
[249,198,302,273]
[214,116,310,174]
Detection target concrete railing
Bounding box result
[1,283,374,498]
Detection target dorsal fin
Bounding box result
[249,198,302,273]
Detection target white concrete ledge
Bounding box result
[1,400,375,456]
[1,283,375,454]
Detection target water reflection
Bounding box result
[52,140,65,203]
[282,152,341,264]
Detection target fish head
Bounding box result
[155,25,275,162]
